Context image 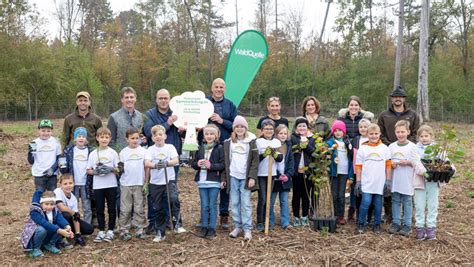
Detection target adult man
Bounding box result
[143,88,186,234]
[62,91,102,147]
[377,85,420,224]
[107,87,145,152]
[201,78,238,229]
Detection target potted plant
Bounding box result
[422,125,464,183]
[304,133,338,233]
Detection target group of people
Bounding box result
[21,79,448,259]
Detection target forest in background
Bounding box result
[0,0,473,122]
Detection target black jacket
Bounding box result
[274,140,295,191]
[290,133,316,174]
[191,144,225,183]
[377,105,420,145]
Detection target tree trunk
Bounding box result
[417,0,430,122]
[311,0,331,96]
[235,0,239,35]
[393,0,405,90]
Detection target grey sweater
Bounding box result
[107,108,144,151]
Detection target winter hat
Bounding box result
[203,124,221,139]
[74,127,88,141]
[331,120,347,135]
[389,86,407,97]
[233,115,248,129]
[293,116,308,130]
[38,119,53,129]
[261,119,276,129]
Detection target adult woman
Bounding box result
[301,96,330,139]
[256,97,289,137]
[337,96,374,139]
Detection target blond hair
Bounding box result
[394,120,410,131]
[275,124,289,141]
[96,127,111,137]
[417,124,434,137]
[359,118,371,127]
[231,128,248,143]
[151,125,166,136]
[367,123,380,133]
[59,173,74,184]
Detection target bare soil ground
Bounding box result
[0,120,473,265]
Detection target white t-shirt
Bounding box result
[389,141,418,196]
[87,147,119,190]
[73,146,89,186]
[358,136,369,147]
[119,146,146,186]
[145,144,178,185]
[336,139,349,175]
[31,137,61,177]
[256,138,281,176]
[54,188,79,212]
[356,142,391,195]
[229,141,250,180]
[46,211,53,223]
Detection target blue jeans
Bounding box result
[358,193,382,226]
[230,177,252,230]
[199,187,220,229]
[74,185,92,224]
[392,192,413,227]
[27,226,61,250]
[34,175,57,191]
[270,191,290,228]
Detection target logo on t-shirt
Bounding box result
[127,153,144,161]
[99,156,111,164]
[233,144,246,154]
[74,154,88,161]
[153,153,167,161]
[38,145,54,152]
[392,152,406,161]
[366,153,384,162]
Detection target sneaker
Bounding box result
[205,228,216,239]
[337,216,347,225]
[282,224,292,230]
[416,228,426,240]
[120,232,132,241]
[43,244,61,254]
[399,225,412,236]
[28,248,44,258]
[256,223,264,232]
[198,227,208,238]
[220,216,230,230]
[426,227,436,240]
[357,224,365,234]
[136,232,146,239]
[301,216,309,226]
[244,230,252,241]
[194,222,202,228]
[145,223,156,235]
[388,223,401,234]
[94,231,106,243]
[174,226,187,234]
[58,238,73,250]
[229,228,241,238]
[104,230,114,242]
[152,231,166,243]
[373,224,381,234]
[292,217,301,227]
[74,234,86,246]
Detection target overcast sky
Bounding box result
[28,0,344,42]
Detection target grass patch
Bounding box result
[0,144,7,156]
[464,171,474,182]
[1,209,12,216]
[2,122,37,135]
[445,200,454,208]
[468,192,474,198]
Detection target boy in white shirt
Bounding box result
[388,120,419,236]
[28,120,62,191]
[86,127,119,243]
[144,125,180,243]
[355,123,392,234]
[118,128,147,241]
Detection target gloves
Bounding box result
[28,142,36,153]
[73,212,81,221]
[279,174,288,183]
[143,183,149,195]
[93,163,114,176]
[43,168,54,177]
[155,160,168,169]
[263,147,273,157]
[272,149,280,159]
[354,181,362,197]
[117,162,124,175]
[383,180,392,197]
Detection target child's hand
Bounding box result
[399,160,411,166]
[278,174,288,183]
[143,183,149,195]
[354,181,362,197]
[220,181,226,189]
[248,178,255,188]
[204,160,211,169]
[198,159,205,167]
[57,228,70,238]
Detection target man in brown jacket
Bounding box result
[62,91,103,147]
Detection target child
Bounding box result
[54,174,94,246]
[118,128,148,241]
[144,125,181,242]
[192,124,226,238]
[255,119,283,232]
[413,125,447,240]
[290,117,315,227]
[355,123,392,234]
[28,120,62,191]
[388,120,419,236]
[269,124,295,230]
[62,127,93,224]
[21,190,74,258]
[348,118,370,222]
[326,120,353,225]
[223,116,259,240]
[86,127,119,242]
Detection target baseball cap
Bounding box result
[76,91,91,100]
[38,119,53,129]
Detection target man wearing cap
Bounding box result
[63,91,103,147]
[107,87,145,152]
[378,86,420,145]
[377,85,420,224]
